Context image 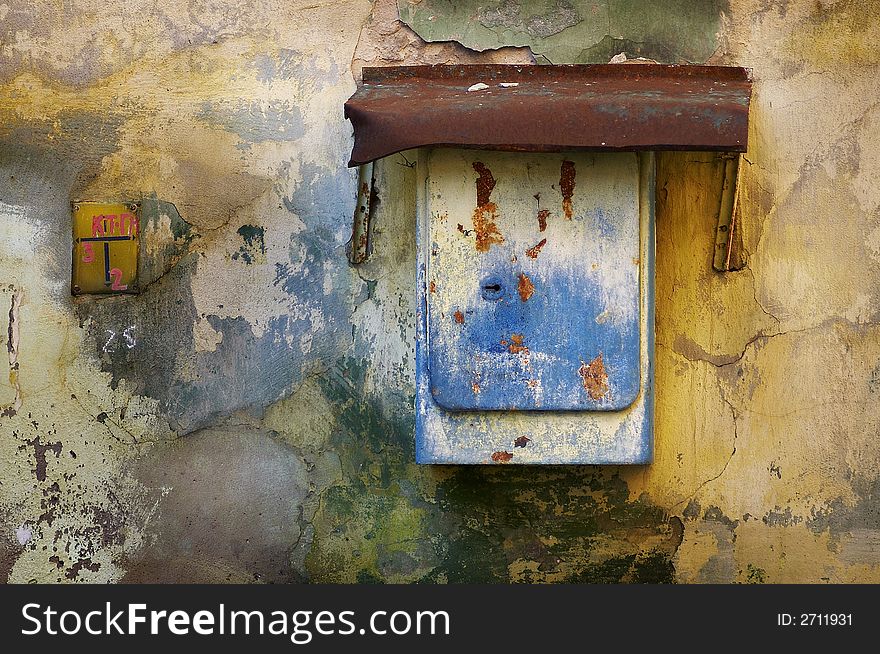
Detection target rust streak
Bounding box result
[509,333,528,354]
[560,160,575,220]
[472,381,480,394]
[526,238,547,259]
[471,162,504,252]
[517,273,534,302]
[453,310,465,324]
[537,209,549,232]
[429,280,436,294]
[472,162,496,206]
[578,353,608,400]
[472,206,504,252]
[491,451,514,463]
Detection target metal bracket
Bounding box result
[712,153,743,272]
[349,162,374,264]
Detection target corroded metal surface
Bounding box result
[426,150,640,412]
[416,150,656,464]
[712,153,743,272]
[345,64,752,166]
[349,162,374,264]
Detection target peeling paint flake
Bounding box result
[537,208,549,232]
[509,333,529,354]
[526,238,547,259]
[560,160,576,220]
[472,162,505,252]
[578,353,608,400]
[518,272,535,301]
[397,0,726,65]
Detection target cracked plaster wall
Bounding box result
[1,0,879,583]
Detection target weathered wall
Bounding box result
[1,0,878,583]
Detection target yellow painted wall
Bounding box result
[1,0,879,583]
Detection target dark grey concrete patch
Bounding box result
[809,475,880,536]
[138,198,198,288]
[124,427,310,583]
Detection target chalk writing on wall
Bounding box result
[102,326,137,353]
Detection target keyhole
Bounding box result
[480,276,504,301]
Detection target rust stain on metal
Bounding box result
[491,451,514,463]
[429,280,436,294]
[350,163,374,264]
[471,162,504,252]
[345,65,752,167]
[473,162,496,206]
[560,160,575,220]
[514,436,530,448]
[509,333,528,354]
[518,273,534,302]
[526,238,547,259]
[578,353,609,400]
[536,209,549,232]
[472,209,504,252]
[453,310,465,324]
[472,381,480,394]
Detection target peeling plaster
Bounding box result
[397,0,728,64]
[1,0,880,584]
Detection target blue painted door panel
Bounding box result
[426,150,641,411]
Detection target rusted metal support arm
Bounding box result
[712,153,743,272]
[349,162,374,264]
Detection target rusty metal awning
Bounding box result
[344,64,752,167]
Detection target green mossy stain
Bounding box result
[630,550,676,584]
[305,358,680,583]
[746,564,767,584]
[305,358,430,582]
[429,468,678,583]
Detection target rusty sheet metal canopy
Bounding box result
[344,64,752,166]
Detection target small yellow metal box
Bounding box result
[71,201,139,295]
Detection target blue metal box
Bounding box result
[415,149,655,464]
